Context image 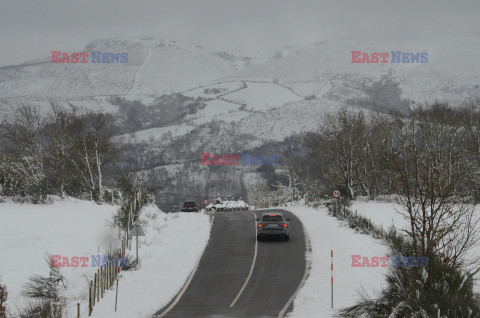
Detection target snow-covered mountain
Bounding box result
[2,20,480,209]
[2,19,480,115]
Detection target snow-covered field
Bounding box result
[223,82,302,112]
[284,205,390,318]
[182,81,245,99]
[350,199,407,230]
[234,99,345,141]
[0,199,212,318]
[116,123,197,144]
[0,198,118,316]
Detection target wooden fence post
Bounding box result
[110,261,113,286]
[100,266,103,298]
[103,264,106,291]
[106,263,108,288]
[97,269,100,303]
[77,303,80,318]
[89,281,92,316]
[93,273,97,307]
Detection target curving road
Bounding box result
[153,209,308,318]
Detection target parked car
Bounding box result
[256,212,290,241]
[181,201,198,212]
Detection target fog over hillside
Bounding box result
[1,0,480,67]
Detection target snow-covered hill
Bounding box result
[2,19,480,210]
[2,19,480,112]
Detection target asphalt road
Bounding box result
[154,209,308,318]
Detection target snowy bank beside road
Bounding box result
[285,206,389,318]
[90,205,211,318]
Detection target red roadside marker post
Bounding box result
[331,249,334,309]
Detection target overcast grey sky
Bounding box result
[0,0,479,67]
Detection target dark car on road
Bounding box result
[256,212,290,241]
[181,201,199,212]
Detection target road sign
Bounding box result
[130,224,145,237]
[203,199,210,205]
[129,224,145,265]
[332,189,341,198]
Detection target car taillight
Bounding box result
[258,223,266,227]
[281,223,288,227]
[182,207,186,209]
[195,207,198,209]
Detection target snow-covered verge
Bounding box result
[0,198,118,316]
[349,199,407,230]
[0,199,212,318]
[284,205,390,318]
[350,199,480,293]
[89,205,211,318]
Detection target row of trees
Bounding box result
[306,102,480,202]
[0,102,117,202]
[303,103,480,271]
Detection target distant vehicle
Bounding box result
[256,212,290,241]
[181,201,198,212]
[206,198,250,212]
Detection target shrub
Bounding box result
[20,256,66,318]
[336,259,480,317]
[19,301,60,318]
[113,173,155,232]
[0,279,7,318]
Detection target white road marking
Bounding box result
[278,227,311,318]
[154,215,215,318]
[229,211,259,308]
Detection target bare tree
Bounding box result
[388,104,480,274]
[306,108,372,199]
[247,181,275,208]
[44,101,80,196]
[277,157,301,205]
[71,111,117,202]
[0,103,46,196]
